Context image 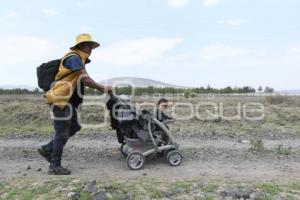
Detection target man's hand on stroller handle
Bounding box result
[106,86,113,94]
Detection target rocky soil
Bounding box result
[1,133,300,199]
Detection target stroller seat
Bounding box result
[106,94,182,170]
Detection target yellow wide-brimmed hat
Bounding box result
[70,33,100,50]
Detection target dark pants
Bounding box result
[44,104,81,167]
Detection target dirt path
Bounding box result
[1,134,300,182]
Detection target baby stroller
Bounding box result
[106,94,182,170]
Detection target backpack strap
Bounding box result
[56,53,82,81]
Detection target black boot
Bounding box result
[48,165,71,175]
[37,145,52,163]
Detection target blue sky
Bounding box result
[0,0,299,90]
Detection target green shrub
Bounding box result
[249,139,265,152]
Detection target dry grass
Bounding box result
[0,94,300,137]
[265,95,300,106]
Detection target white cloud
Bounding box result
[42,8,59,16]
[281,45,300,65]
[167,0,190,8]
[76,0,89,7]
[93,38,182,66]
[159,44,299,89]
[167,0,219,8]
[5,10,19,18]
[218,19,244,26]
[227,19,243,26]
[80,26,93,32]
[202,0,220,7]
[287,45,300,55]
[199,44,249,61]
[0,35,56,65]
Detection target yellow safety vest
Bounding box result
[45,49,90,109]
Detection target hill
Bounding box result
[99,77,187,88]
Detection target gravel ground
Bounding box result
[1,133,300,182]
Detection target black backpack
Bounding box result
[36,54,78,92]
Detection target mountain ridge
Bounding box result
[99,77,188,88]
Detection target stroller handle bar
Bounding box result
[109,93,130,105]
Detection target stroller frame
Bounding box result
[108,94,182,170]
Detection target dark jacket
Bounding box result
[155,109,172,122]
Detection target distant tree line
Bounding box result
[113,85,258,95]
[0,85,274,95]
[0,88,40,95]
[83,85,272,96]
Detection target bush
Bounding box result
[265,95,292,105]
[249,139,265,152]
[275,145,292,155]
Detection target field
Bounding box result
[1,94,300,138]
[1,94,300,199]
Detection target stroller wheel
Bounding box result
[166,150,182,166]
[120,143,128,157]
[126,152,145,170]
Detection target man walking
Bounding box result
[38,33,112,175]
